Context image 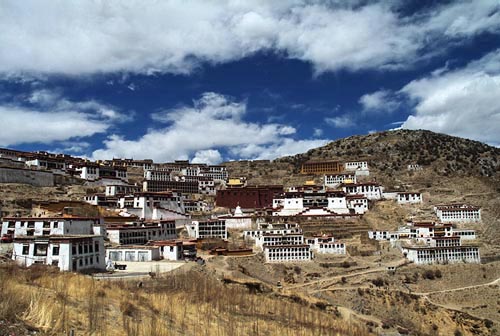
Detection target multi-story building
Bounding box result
[264,244,312,263]
[397,192,423,204]
[186,220,227,239]
[342,182,383,200]
[272,191,354,216]
[324,173,356,188]
[74,163,128,182]
[255,233,304,250]
[105,184,141,197]
[344,161,369,171]
[243,223,302,240]
[434,204,481,223]
[117,191,187,220]
[306,235,346,255]
[401,239,480,265]
[1,217,102,238]
[13,235,105,271]
[300,160,344,175]
[216,185,283,209]
[369,220,480,265]
[106,221,177,245]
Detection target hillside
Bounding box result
[223,129,500,253]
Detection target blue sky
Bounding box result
[0,1,499,164]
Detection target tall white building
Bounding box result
[3,217,106,272]
[434,204,481,223]
[342,182,383,200]
[186,219,227,239]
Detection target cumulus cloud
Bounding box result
[0,90,126,146]
[325,115,355,128]
[92,92,330,162]
[359,89,400,113]
[1,1,498,76]
[192,149,223,165]
[401,49,500,145]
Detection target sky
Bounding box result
[0,0,499,164]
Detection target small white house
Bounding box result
[342,183,383,200]
[397,192,423,204]
[306,235,346,255]
[12,235,105,272]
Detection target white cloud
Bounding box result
[0,89,126,146]
[313,128,323,137]
[359,89,400,113]
[192,149,222,165]
[401,49,500,145]
[1,1,498,76]
[325,115,355,128]
[92,92,331,162]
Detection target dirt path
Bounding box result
[286,258,408,290]
[412,276,500,296]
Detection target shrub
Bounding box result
[371,277,386,287]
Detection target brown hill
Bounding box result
[223,129,500,253]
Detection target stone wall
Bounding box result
[0,167,54,187]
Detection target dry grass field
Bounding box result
[0,262,371,336]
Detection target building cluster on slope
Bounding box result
[0,148,485,271]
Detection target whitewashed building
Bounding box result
[186,219,227,239]
[342,182,383,200]
[149,240,197,261]
[218,206,253,229]
[272,191,351,216]
[243,223,302,240]
[344,161,369,176]
[117,192,188,221]
[306,235,346,255]
[324,173,356,188]
[346,195,369,214]
[397,192,423,204]
[401,239,480,265]
[2,217,102,238]
[264,245,312,263]
[434,204,481,223]
[12,235,105,272]
[106,221,177,245]
[105,184,141,197]
[106,246,161,262]
[255,233,304,250]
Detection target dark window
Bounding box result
[52,246,60,256]
[34,244,48,256]
[22,245,29,255]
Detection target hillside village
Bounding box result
[0,130,499,336]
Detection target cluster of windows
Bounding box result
[301,162,343,174]
[434,239,460,247]
[261,235,303,246]
[325,174,355,184]
[439,210,481,221]
[266,246,311,262]
[413,247,480,264]
[72,241,100,255]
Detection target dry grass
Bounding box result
[0,262,371,336]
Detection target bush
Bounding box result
[371,277,386,287]
[423,270,436,280]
